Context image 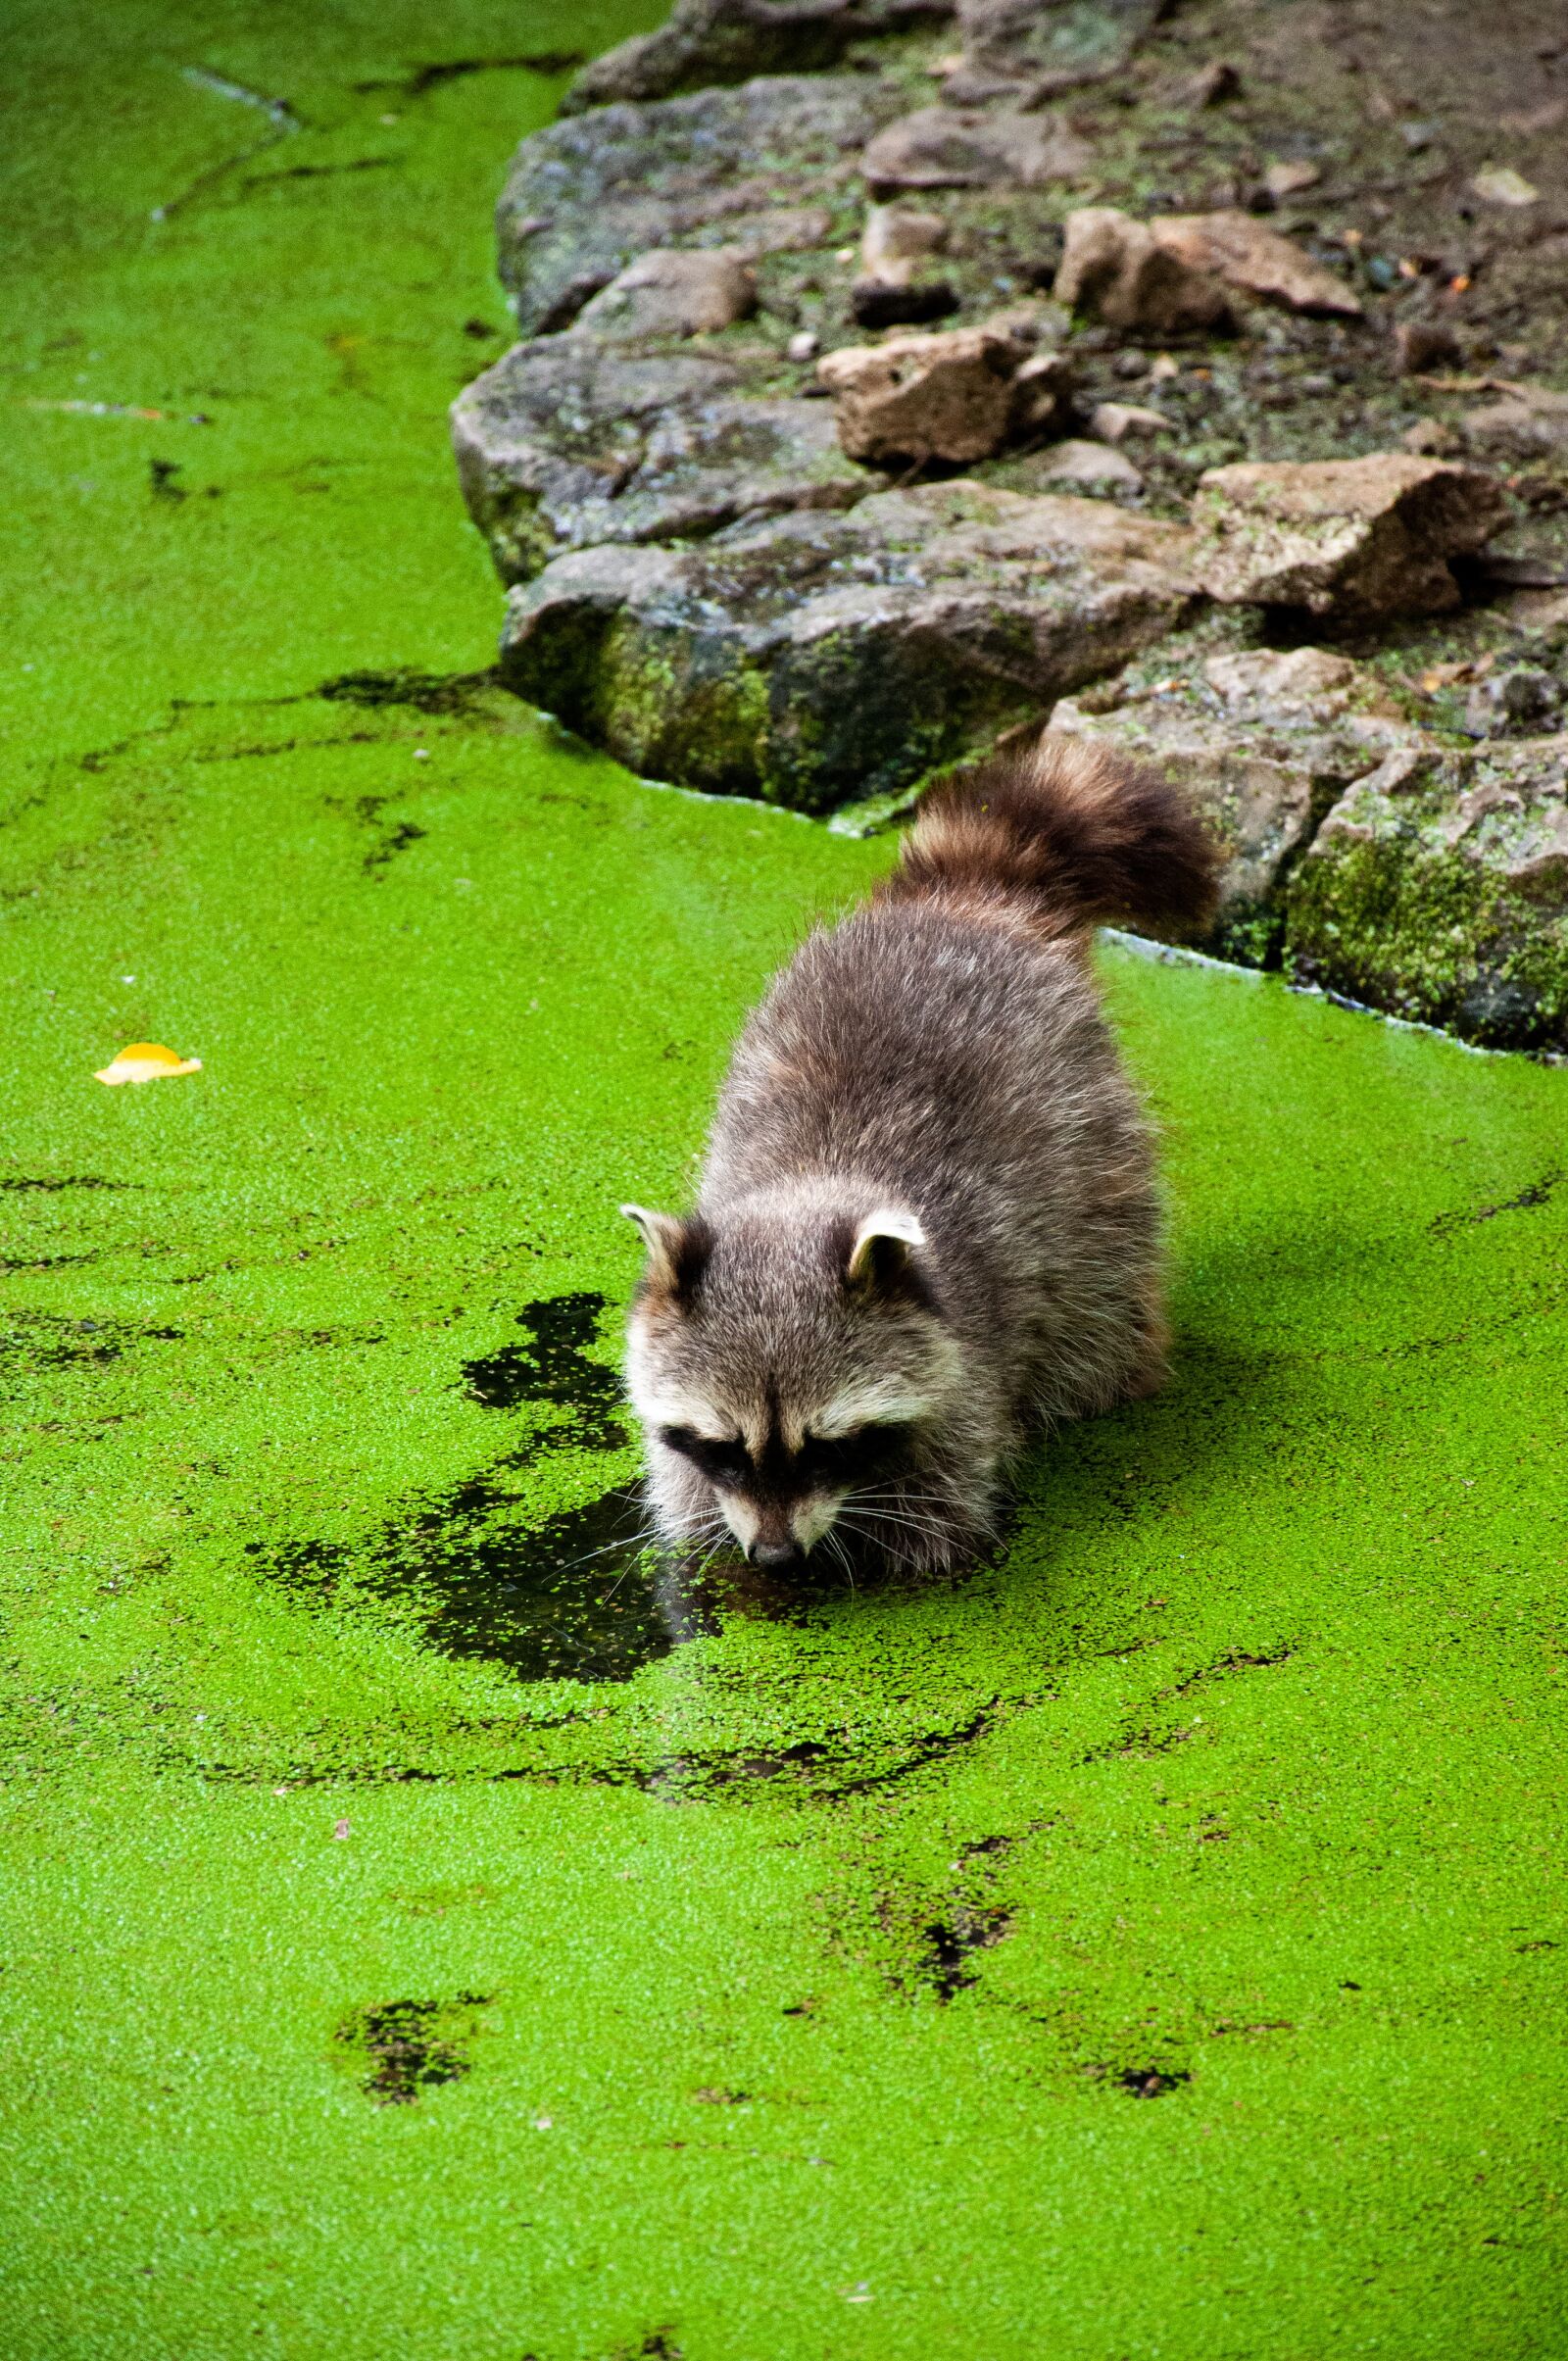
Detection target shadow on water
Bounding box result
[462,1290,627,1451]
[261,1481,680,1684]
[254,1289,680,1680]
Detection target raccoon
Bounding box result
[621,732,1219,1575]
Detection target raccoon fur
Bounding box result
[621,731,1219,1575]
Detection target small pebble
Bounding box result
[1263,158,1321,201]
[787,330,819,362]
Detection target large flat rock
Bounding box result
[497,481,1199,809]
[453,338,868,583]
[497,75,895,335]
[1287,734,1568,1050]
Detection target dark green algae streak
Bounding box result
[0,4,1565,2356]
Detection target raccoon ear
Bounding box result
[845,1206,927,1296]
[620,1204,710,1302]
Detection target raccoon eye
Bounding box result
[799,1420,916,1487]
[659,1424,751,1486]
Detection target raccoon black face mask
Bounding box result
[622,731,1219,1573]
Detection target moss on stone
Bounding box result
[1286,749,1568,1049]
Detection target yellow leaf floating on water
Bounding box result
[94,1041,203,1087]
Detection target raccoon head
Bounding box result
[620,1192,961,1570]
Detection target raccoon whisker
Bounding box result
[842,1497,956,1539]
[834,1509,941,1562]
[837,1506,957,1567]
[820,1526,858,1591]
[553,1526,657,1577]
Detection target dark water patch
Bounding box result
[1430,1166,1562,1239]
[0,1313,182,1380]
[0,1254,99,1272]
[188,1697,1019,1797]
[604,2336,682,2361]
[830,1702,1000,1796]
[318,664,500,715]
[353,54,583,99]
[0,1174,134,1192]
[1170,1643,1297,1697]
[462,1290,626,1450]
[1082,1719,1198,1766]
[149,457,185,501]
[263,1481,677,1683]
[333,1992,493,2105]
[363,816,427,872]
[917,1905,1013,2002]
[640,1700,1010,1805]
[244,157,397,185]
[1082,1645,1296,1762]
[1113,2066,1191,2098]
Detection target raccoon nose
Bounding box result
[749,1539,804,1572]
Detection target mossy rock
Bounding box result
[1286,736,1568,1049]
[500,481,1199,807]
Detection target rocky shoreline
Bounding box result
[452,0,1568,1053]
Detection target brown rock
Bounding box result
[860,205,949,286]
[1401,417,1463,457]
[863,107,1093,194]
[1177,60,1241,108]
[1091,400,1170,443]
[817,324,1022,464]
[1192,454,1508,619]
[1034,439,1144,495]
[1054,208,1232,336]
[1262,158,1321,201]
[575,248,758,338]
[1501,587,1568,631]
[719,207,835,259]
[1461,385,1568,460]
[1149,212,1362,319]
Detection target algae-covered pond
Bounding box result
[2,4,1566,2355]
